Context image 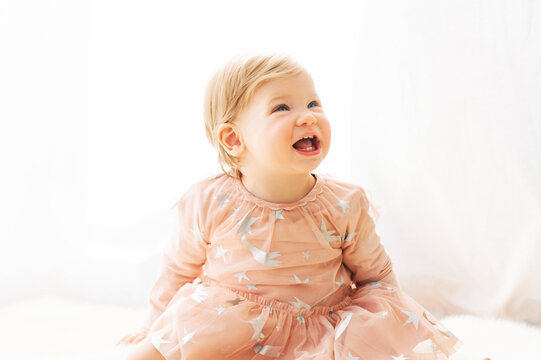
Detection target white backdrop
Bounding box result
[0,0,539,326]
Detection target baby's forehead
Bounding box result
[253,73,317,99]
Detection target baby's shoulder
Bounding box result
[320,173,370,203]
[174,173,231,209]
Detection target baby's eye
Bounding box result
[273,104,289,112]
[307,101,319,108]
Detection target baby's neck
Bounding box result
[240,172,316,204]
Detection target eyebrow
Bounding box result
[268,94,320,103]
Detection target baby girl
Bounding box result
[118,52,462,359]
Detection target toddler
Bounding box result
[118,53,462,359]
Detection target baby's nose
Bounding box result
[296,112,318,126]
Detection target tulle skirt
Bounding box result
[148,279,462,360]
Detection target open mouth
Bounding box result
[292,135,320,153]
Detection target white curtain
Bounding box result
[350,1,541,324]
[1,0,539,325]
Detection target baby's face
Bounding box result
[235,70,331,179]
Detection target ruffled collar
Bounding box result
[229,173,325,210]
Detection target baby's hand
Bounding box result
[116,327,149,345]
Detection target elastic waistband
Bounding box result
[200,276,354,317]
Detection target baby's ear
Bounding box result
[217,123,244,156]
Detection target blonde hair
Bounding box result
[203,52,306,178]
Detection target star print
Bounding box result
[365,281,382,288]
[227,294,245,306]
[335,275,345,287]
[216,306,226,315]
[247,284,258,290]
[241,234,281,267]
[337,199,350,213]
[254,343,283,357]
[237,213,259,234]
[293,274,309,284]
[248,316,265,341]
[392,355,408,360]
[189,227,205,245]
[189,284,208,303]
[335,312,353,339]
[214,245,229,263]
[215,191,230,207]
[379,311,388,318]
[302,251,310,259]
[275,323,281,331]
[274,209,285,219]
[150,330,171,351]
[401,310,420,330]
[343,231,358,242]
[234,271,250,283]
[345,352,359,360]
[320,220,341,243]
[289,296,311,310]
[296,315,305,323]
[181,328,196,347]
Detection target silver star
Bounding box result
[293,274,309,284]
[247,284,258,290]
[335,275,345,287]
[343,231,358,242]
[392,355,408,360]
[320,220,341,242]
[345,352,359,360]
[248,316,265,341]
[302,251,311,259]
[216,305,226,315]
[189,284,208,303]
[254,343,283,357]
[337,199,350,213]
[181,328,196,348]
[240,234,281,267]
[289,296,311,310]
[227,294,245,306]
[233,271,250,283]
[237,213,259,234]
[215,191,230,207]
[274,209,285,219]
[296,315,305,323]
[401,310,419,330]
[214,244,229,263]
[150,330,171,351]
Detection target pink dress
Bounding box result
[143,173,462,359]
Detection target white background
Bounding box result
[1,0,539,324]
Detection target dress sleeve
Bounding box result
[141,193,208,330]
[341,187,399,288]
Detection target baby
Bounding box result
[118,53,462,359]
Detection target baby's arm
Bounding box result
[118,194,207,345]
[342,187,399,289]
[143,198,207,329]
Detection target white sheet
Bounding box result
[1,297,540,359]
